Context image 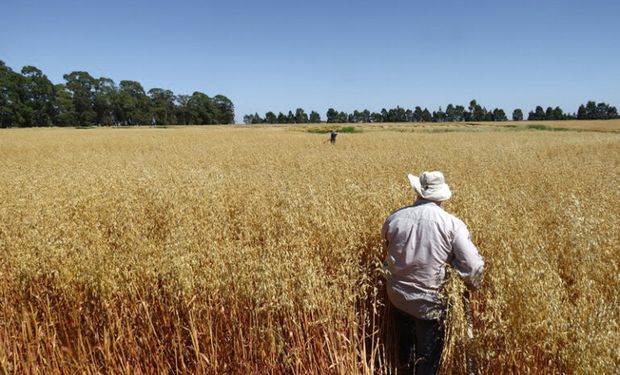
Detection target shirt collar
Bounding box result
[413,198,442,208]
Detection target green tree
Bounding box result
[413,106,423,122]
[585,101,597,119]
[243,113,257,124]
[421,108,432,122]
[148,88,176,125]
[250,112,263,124]
[492,108,507,121]
[63,71,97,125]
[0,61,28,127]
[545,107,554,120]
[391,106,407,122]
[445,104,456,122]
[512,108,523,121]
[370,112,383,122]
[433,107,445,122]
[187,91,217,124]
[21,65,56,126]
[264,111,277,124]
[362,109,371,122]
[309,111,321,123]
[212,94,234,124]
[286,110,294,123]
[294,108,308,123]
[577,104,587,120]
[175,95,191,125]
[54,84,77,126]
[118,80,149,125]
[454,105,466,122]
[528,106,546,120]
[93,77,117,125]
[405,109,414,122]
[326,108,338,123]
[381,108,389,121]
[596,103,609,119]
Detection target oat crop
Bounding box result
[0,125,618,374]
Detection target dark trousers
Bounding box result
[393,307,444,375]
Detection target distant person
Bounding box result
[382,171,484,375]
[329,130,338,144]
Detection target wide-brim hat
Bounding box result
[407,171,452,202]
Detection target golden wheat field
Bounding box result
[0,123,619,374]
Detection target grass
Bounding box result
[0,126,618,374]
[525,124,571,131]
[306,126,362,134]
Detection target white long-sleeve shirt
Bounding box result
[382,199,484,320]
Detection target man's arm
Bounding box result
[451,224,484,290]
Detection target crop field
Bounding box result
[0,123,619,374]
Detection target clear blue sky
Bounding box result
[2,0,619,122]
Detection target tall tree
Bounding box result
[445,104,456,122]
[93,77,117,125]
[63,71,97,125]
[492,108,507,121]
[362,109,371,123]
[187,91,217,124]
[309,110,321,123]
[326,108,338,123]
[528,105,546,120]
[370,112,383,122]
[148,88,176,125]
[212,94,234,124]
[545,107,554,120]
[118,80,149,125]
[577,104,587,120]
[54,84,77,126]
[421,108,432,122]
[585,101,597,119]
[175,95,191,125]
[0,61,27,127]
[294,108,308,123]
[433,107,446,122]
[21,65,56,126]
[264,111,277,124]
[512,108,524,121]
[413,106,423,122]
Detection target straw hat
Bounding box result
[407,171,452,202]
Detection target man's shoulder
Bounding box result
[386,204,416,220]
[388,203,465,226]
[440,209,468,231]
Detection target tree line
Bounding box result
[0,60,234,128]
[245,99,618,124]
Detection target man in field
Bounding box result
[329,130,337,144]
[382,171,484,375]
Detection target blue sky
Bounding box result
[1,0,619,121]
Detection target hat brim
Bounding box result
[407,173,452,202]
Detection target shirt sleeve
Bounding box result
[451,222,485,290]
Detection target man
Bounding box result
[382,171,484,375]
[329,130,338,144]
